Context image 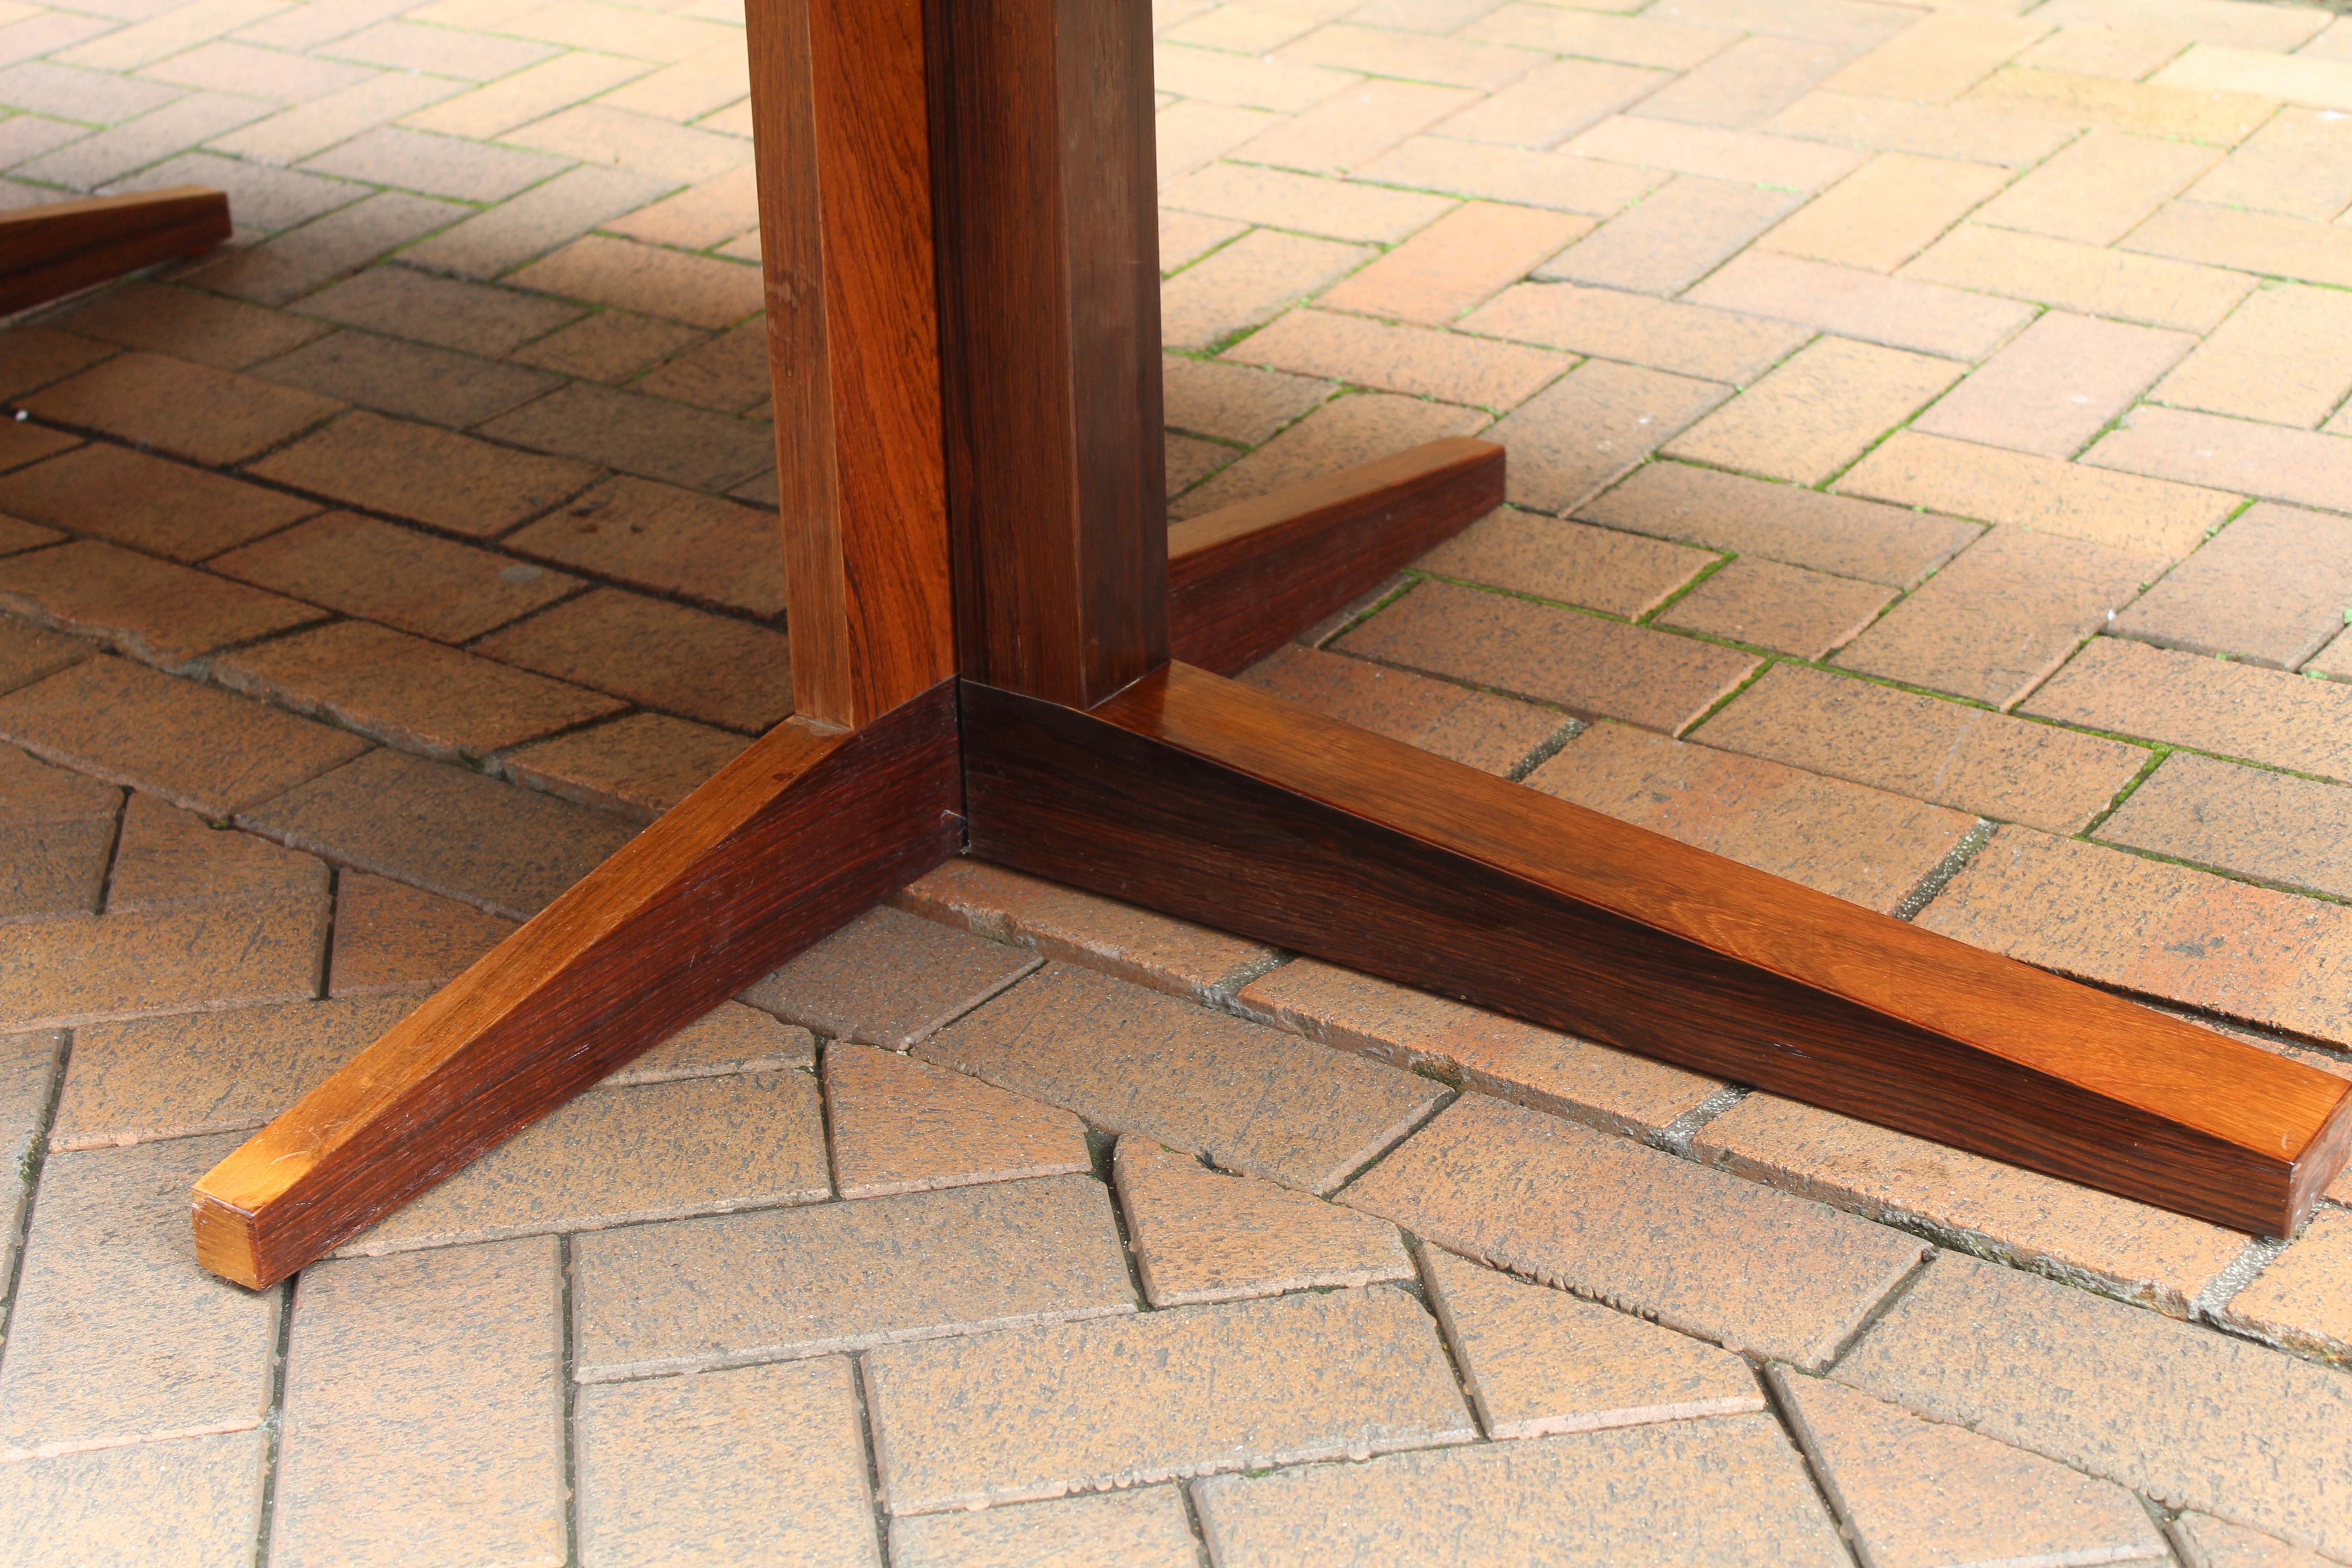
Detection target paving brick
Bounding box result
[2186,108,2352,223]
[0,1025,61,1298]
[1978,129,2222,249]
[2127,200,2352,290]
[249,409,599,537]
[1484,357,1728,514]
[1230,308,1567,411]
[215,513,578,645]
[2112,503,2352,669]
[501,708,744,822]
[2099,752,2352,902]
[1416,507,1715,616]
[1903,222,2255,335]
[1164,162,1453,246]
[1839,431,2236,559]
[1228,77,1479,176]
[240,746,638,919]
[2221,1204,2352,1360]
[573,1172,1134,1380]
[339,1068,828,1256]
[0,813,113,923]
[1238,642,1565,776]
[508,309,706,385]
[105,792,324,913]
[0,542,328,674]
[1458,3,1737,69]
[1435,57,1669,148]
[1819,10,2048,100]
[0,515,64,562]
[1117,1135,1411,1306]
[1338,577,1759,734]
[0,1133,278,1458]
[501,98,751,184]
[576,1359,879,1568]
[1355,133,1666,216]
[1193,1411,1845,1565]
[56,0,290,72]
[2089,404,2352,517]
[1914,310,2195,459]
[891,1489,1198,1568]
[2015,24,2191,82]
[1838,527,2165,708]
[0,442,318,562]
[504,474,784,617]
[1579,461,1979,588]
[1657,557,1891,659]
[1666,335,1961,485]
[2156,285,2352,431]
[1420,1245,1763,1438]
[51,278,331,370]
[2152,41,2352,111]
[215,618,622,761]
[1167,5,1325,53]
[191,191,470,308]
[2174,1513,2342,1568]
[1697,662,2147,834]
[1350,1094,1926,1367]
[633,321,768,413]
[1765,88,2079,169]
[892,856,1278,1002]
[599,162,755,250]
[476,588,786,731]
[1160,227,1375,349]
[0,654,365,816]
[1161,354,1331,445]
[605,1000,814,1088]
[1152,37,1361,113]
[1960,64,2274,146]
[1921,824,2352,1044]
[1529,720,1973,911]
[867,1284,1473,1514]
[918,962,1444,1195]
[2304,629,2352,683]
[111,150,367,233]
[403,163,681,280]
[476,380,774,491]
[297,265,587,357]
[397,44,649,140]
[23,349,338,467]
[1159,99,1285,185]
[0,1430,268,1568]
[19,90,272,189]
[501,0,738,61]
[1561,110,1864,188]
[1838,1249,2352,1557]
[0,876,327,1031]
[249,327,563,428]
[0,58,186,122]
[296,122,566,206]
[1465,283,1803,387]
[1756,151,2009,274]
[2029,635,2352,780]
[738,906,1038,1049]
[0,421,76,478]
[51,993,408,1150]
[1686,250,2034,361]
[271,1237,565,1568]
[2037,0,2324,50]
[327,870,514,995]
[1635,32,1860,128]
[0,739,116,832]
[1174,392,1483,519]
[1536,174,1799,296]
[826,1042,1088,1200]
[1282,20,1545,92]
[1777,1372,2168,1568]
[507,233,760,329]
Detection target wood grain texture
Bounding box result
[1168,437,1505,675]
[748,0,954,728]
[193,681,964,1288]
[961,667,2352,1236]
[926,0,1169,707]
[0,186,230,316]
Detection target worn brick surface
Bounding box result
[1913,310,2194,459]
[1420,1246,1764,1440]
[1239,643,1563,776]
[294,265,585,354]
[1759,150,2010,272]
[1116,1135,1411,1307]
[892,857,1278,1002]
[1416,508,1715,616]
[500,709,748,821]
[1837,1250,2352,1558]
[0,891,327,1033]
[1693,1091,2247,1312]
[605,1000,815,1088]
[503,475,787,617]
[1320,199,1587,323]
[1527,721,1972,912]
[0,1431,268,1568]
[1339,578,1759,734]
[1345,1096,1925,1369]
[1959,64,2274,145]
[826,1042,1090,1200]
[0,1133,278,1458]
[1777,1372,2168,1568]
[339,1069,828,1255]
[506,311,706,384]
[1836,527,2165,708]
[2099,752,2352,902]
[1161,355,1332,445]
[1578,461,1980,588]
[1656,557,1891,659]
[866,1285,1475,1514]
[572,1173,1135,1381]
[328,871,515,995]
[1764,88,2076,167]
[510,234,762,328]
[1563,112,1867,187]
[2091,405,2352,515]
[2223,1205,2352,1360]
[2111,505,2352,669]
[105,793,325,912]
[738,907,1039,1049]
[1842,432,2236,559]
[2174,1514,2342,1568]
[1918,825,2352,1046]
[1979,128,2220,247]
[250,326,564,427]
[918,962,1444,1196]
[475,586,790,731]
[0,540,327,671]
[2024,635,2352,781]
[1666,334,1961,485]
[1193,1414,1846,1566]
[2186,106,2352,221]
[0,1026,63,1334]
[0,744,119,921]
[1462,279,1805,383]
[271,1238,566,1568]
[1538,174,1801,295]
[576,1359,880,1568]
[1356,133,1666,214]
[1176,392,1486,519]
[51,280,329,370]
[2154,285,2352,430]
[0,443,318,562]
[248,410,600,537]
[1484,357,1728,514]
[241,746,638,920]
[891,1489,1199,1568]
[1686,249,2034,360]
[1697,661,2148,834]
[1161,228,1376,349]
[1233,308,1569,410]
[24,350,340,467]
[212,511,581,644]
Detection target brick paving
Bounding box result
[7,0,2352,1558]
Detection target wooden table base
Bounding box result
[1,187,230,318]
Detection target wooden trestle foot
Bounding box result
[1,186,231,317]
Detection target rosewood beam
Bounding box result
[0,186,230,317]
